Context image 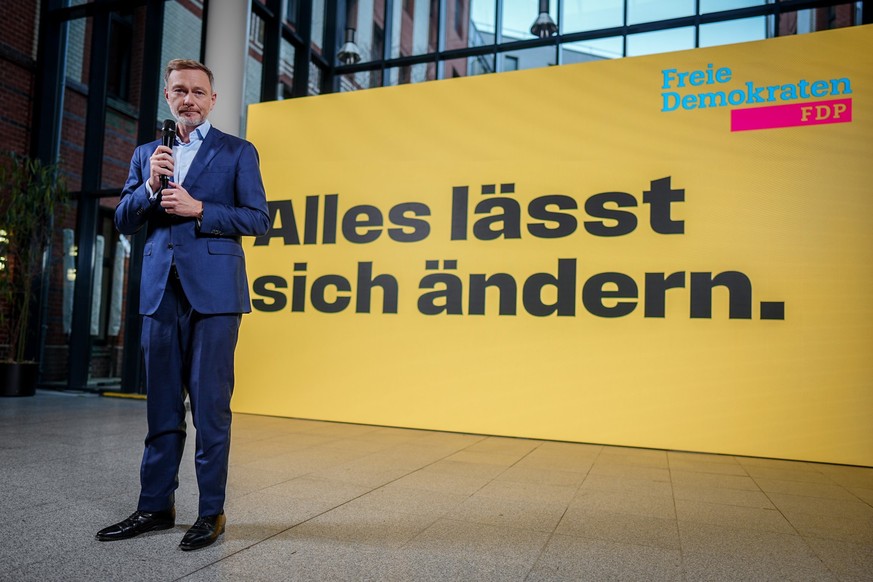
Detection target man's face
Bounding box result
[165,68,217,128]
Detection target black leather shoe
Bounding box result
[95,509,175,541]
[179,513,225,551]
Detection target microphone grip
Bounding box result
[160,120,175,193]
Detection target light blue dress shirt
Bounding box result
[173,120,211,185]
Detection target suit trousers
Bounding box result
[137,269,241,517]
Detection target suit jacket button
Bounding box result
[167,243,174,249]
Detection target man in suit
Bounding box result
[96,59,270,551]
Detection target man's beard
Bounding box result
[175,109,204,126]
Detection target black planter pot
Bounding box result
[0,362,39,397]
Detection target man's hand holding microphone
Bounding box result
[149,119,203,219]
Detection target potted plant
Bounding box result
[0,152,67,396]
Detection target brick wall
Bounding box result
[0,0,38,156]
[0,1,38,361]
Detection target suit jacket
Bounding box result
[115,127,270,316]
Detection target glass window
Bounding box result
[244,14,265,113]
[160,0,205,63]
[107,12,134,102]
[279,37,295,99]
[62,20,88,193]
[442,57,467,78]
[498,46,557,71]
[54,15,90,386]
[50,6,162,387]
[286,0,299,25]
[776,4,859,36]
[158,0,206,123]
[348,0,386,62]
[312,0,326,54]
[502,0,555,42]
[701,0,765,13]
[104,5,163,185]
[626,26,695,56]
[66,17,87,84]
[385,62,437,85]
[309,62,323,95]
[561,38,619,62]
[390,0,438,58]
[446,0,475,49]
[563,0,623,33]
[700,16,767,47]
[471,53,496,76]
[373,22,386,60]
[340,70,383,92]
[628,0,694,25]
[470,0,496,36]
[467,0,497,50]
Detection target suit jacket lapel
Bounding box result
[182,127,225,187]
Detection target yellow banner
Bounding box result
[240,25,873,466]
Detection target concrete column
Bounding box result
[204,0,251,137]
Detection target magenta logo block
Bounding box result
[731,98,852,132]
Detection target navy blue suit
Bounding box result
[115,127,269,516]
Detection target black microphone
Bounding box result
[160,119,176,191]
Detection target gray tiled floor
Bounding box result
[1,391,872,581]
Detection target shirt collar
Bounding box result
[176,120,212,146]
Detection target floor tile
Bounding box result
[782,511,873,544]
[579,473,674,498]
[570,488,677,519]
[459,436,540,455]
[511,453,595,474]
[389,468,493,496]
[668,457,749,476]
[817,465,873,489]
[741,465,836,484]
[848,486,873,505]
[419,458,507,480]
[555,505,681,550]
[668,451,739,465]
[672,483,775,509]
[596,449,670,469]
[2,392,871,582]
[678,521,837,581]
[473,477,578,505]
[674,498,795,534]
[347,482,468,520]
[670,469,761,491]
[447,494,568,532]
[589,462,671,482]
[767,492,873,519]
[495,464,588,487]
[754,477,862,500]
[288,503,440,549]
[805,536,873,581]
[404,518,550,563]
[528,533,683,581]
